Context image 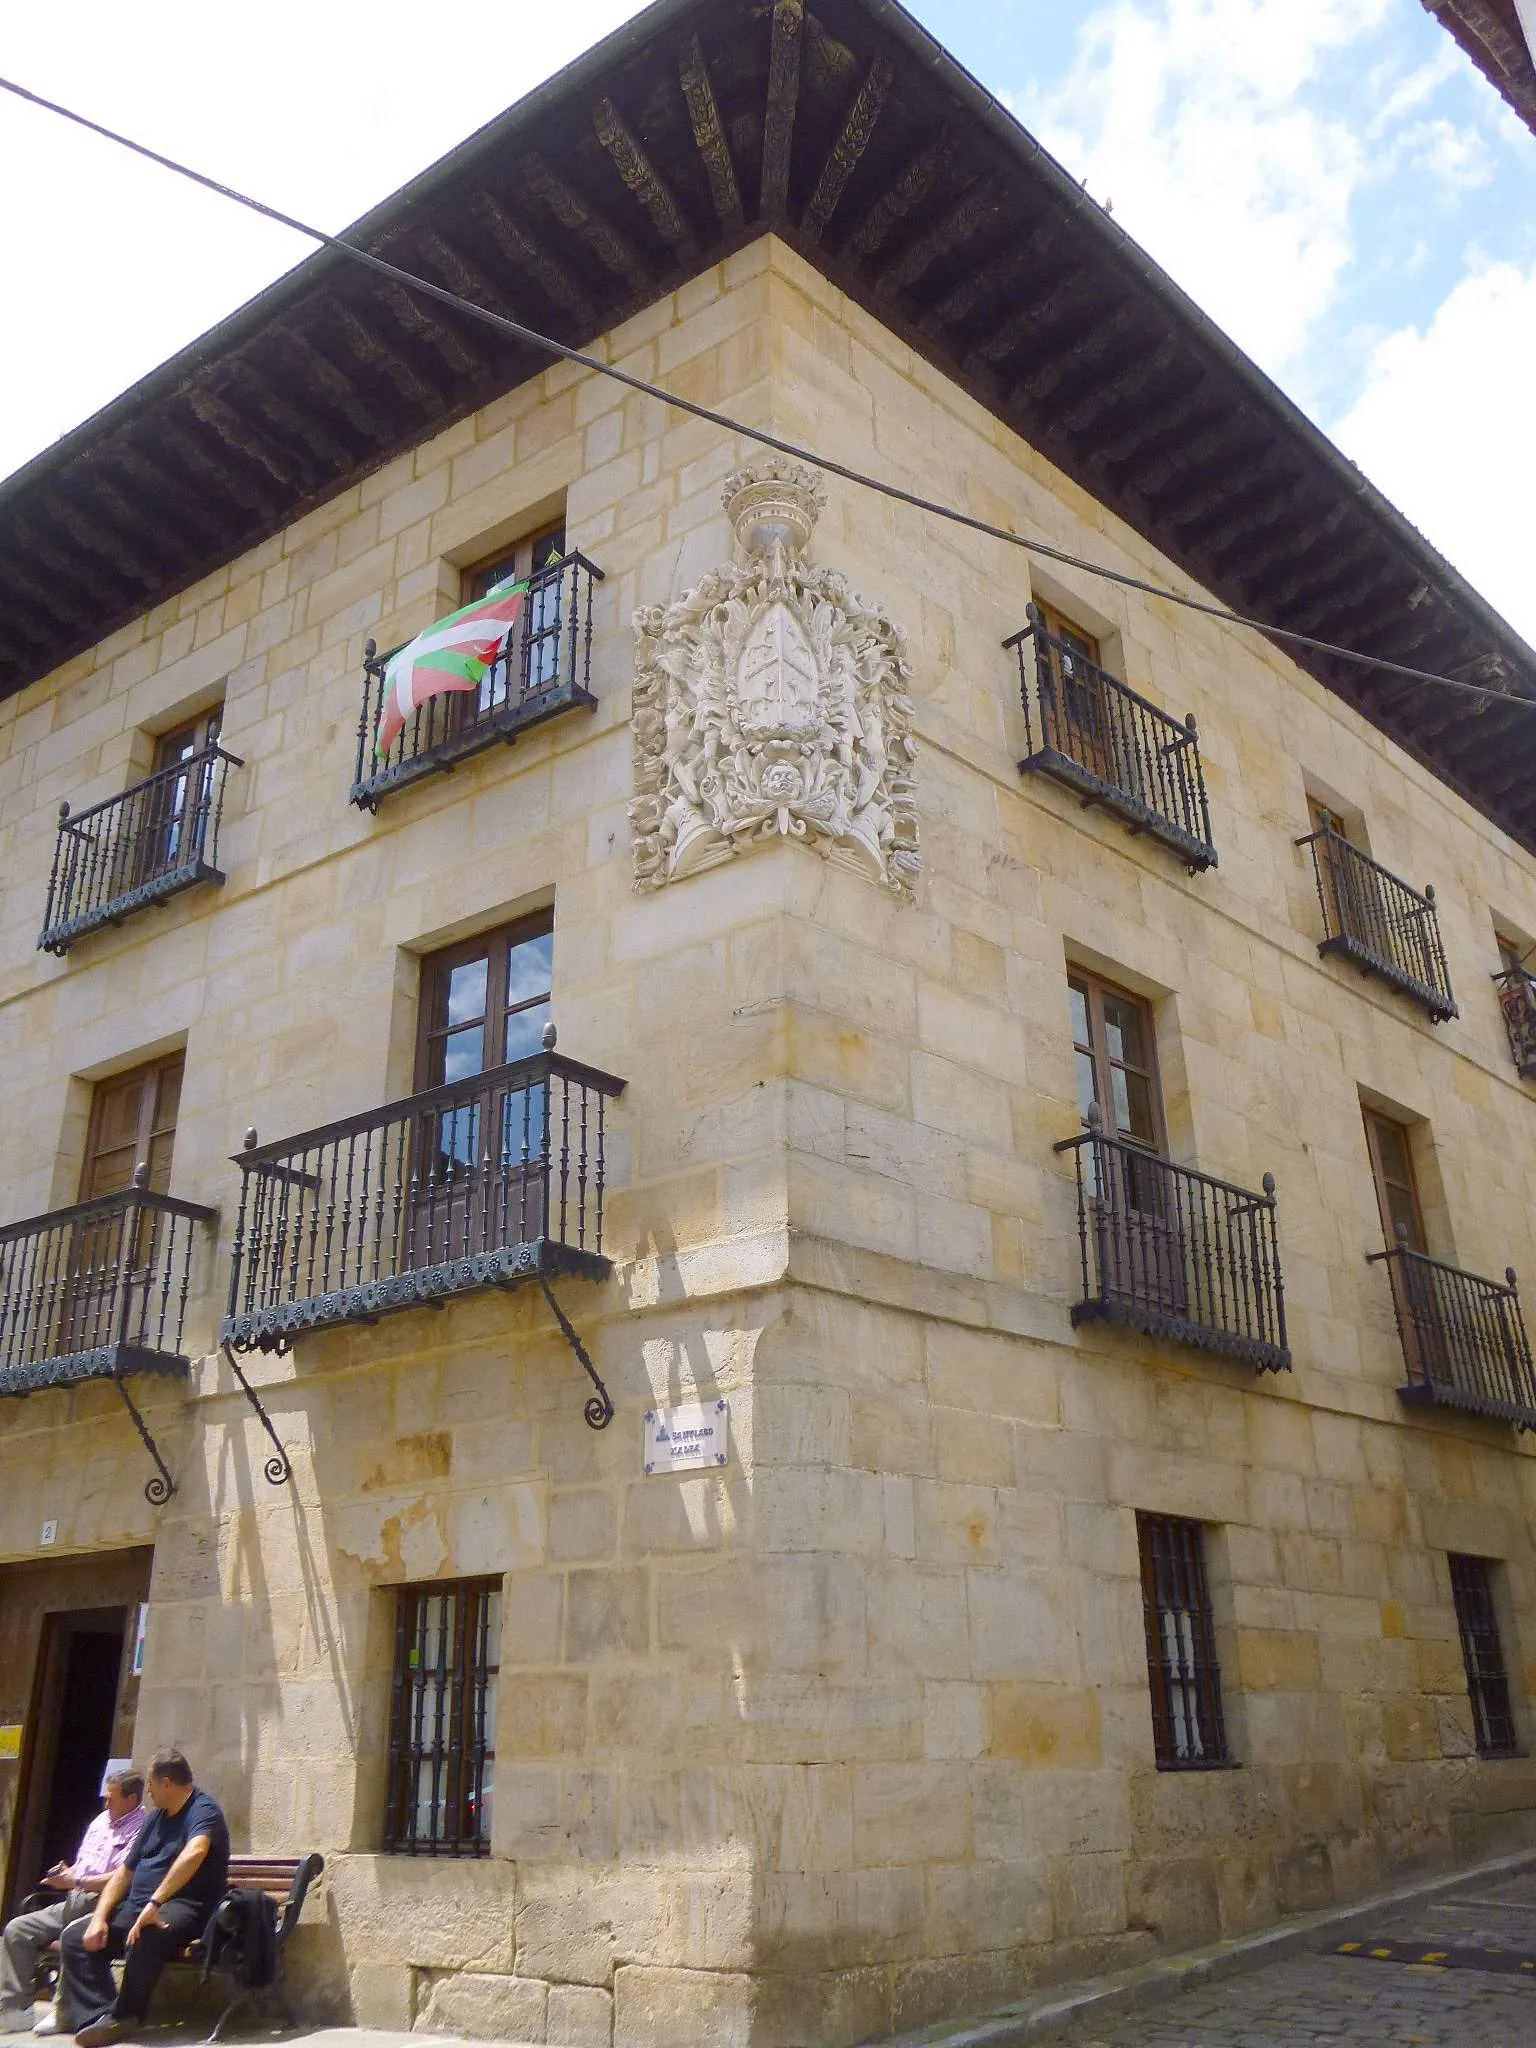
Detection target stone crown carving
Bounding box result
[630,457,919,898]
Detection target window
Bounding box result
[1038,601,1100,671]
[1448,1555,1519,1759]
[1496,932,1530,978]
[139,707,224,878]
[384,1576,501,1854]
[416,914,554,1092]
[1362,1108,1427,1254]
[1137,1514,1231,1769]
[411,915,555,1263]
[1068,971,1164,1151]
[464,521,567,707]
[81,1053,184,1200]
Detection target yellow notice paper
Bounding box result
[0,1726,22,1761]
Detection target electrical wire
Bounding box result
[1,70,1531,715]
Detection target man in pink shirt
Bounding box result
[1,1769,146,2036]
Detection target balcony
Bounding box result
[1369,1245,1536,1429]
[1296,823,1456,1022]
[222,1037,625,1361]
[1005,606,1216,871]
[1495,965,1536,1080]
[1055,1116,1290,1372]
[351,550,604,810]
[0,1176,216,1501]
[39,742,242,955]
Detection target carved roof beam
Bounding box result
[73,463,205,556]
[1060,337,1181,437]
[46,497,168,590]
[273,326,399,441]
[802,11,859,94]
[920,230,1047,339]
[520,152,652,290]
[1161,455,1283,543]
[1095,382,1216,475]
[323,298,445,410]
[801,51,893,245]
[0,554,84,642]
[216,361,357,476]
[593,96,699,259]
[1011,306,1138,408]
[875,179,1002,299]
[16,507,156,598]
[677,36,744,234]
[965,266,1093,373]
[186,385,303,488]
[416,229,530,326]
[1240,507,1364,608]
[760,0,805,220]
[369,275,483,376]
[1273,554,1402,638]
[106,439,237,533]
[846,132,950,260]
[471,191,598,327]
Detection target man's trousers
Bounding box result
[0,1891,90,2017]
[58,1898,204,2028]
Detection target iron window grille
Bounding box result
[1055,1113,1290,1373]
[39,741,242,955]
[1368,1245,1536,1430]
[1447,1555,1520,1759]
[1005,605,1216,872]
[1494,964,1536,1081]
[1295,821,1456,1022]
[1137,1513,1232,1770]
[351,549,604,810]
[220,1036,624,1352]
[385,1576,501,1855]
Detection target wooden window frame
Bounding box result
[384,1575,501,1855]
[414,912,555,1095]
[1448,1555,1521,1759]
[462,522,567,605]
[1362,1106,1428,1254]
[151,705,223,774]
[1068,969,1168,1155]
[1137,1512,1232,1770]
[80,1052,185,1202]
[1037,600,1102,669]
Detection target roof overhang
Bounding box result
[1422,0,1536,135]
[2,0,1534,850]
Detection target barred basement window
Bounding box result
[1137,1513,1232,1769]
[385,1576,501,1854]
[1448,1554,1520,1759]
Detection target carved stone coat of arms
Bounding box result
[630,457,919,898]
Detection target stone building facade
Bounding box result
[3,8,1536,2047]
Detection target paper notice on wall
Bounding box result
[100,1758,133,1794]
[642,1400,729,1476]
[131,1602,149,1678]
[0,1726,22,1761]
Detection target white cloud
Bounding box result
[1332,259,1536,645]
[1019,0,1393,374]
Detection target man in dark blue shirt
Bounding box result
[60,1750,230,2047]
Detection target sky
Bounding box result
[1,0,1532,642]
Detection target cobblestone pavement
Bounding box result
[1067,1872,1536,2045]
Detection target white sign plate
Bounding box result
[643,1400,729,1476]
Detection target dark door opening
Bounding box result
[4,1612,127,1915]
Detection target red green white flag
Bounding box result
[375,575,528,756]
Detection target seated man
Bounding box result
[59,1751,229,2048]
[0,1767,147,2037]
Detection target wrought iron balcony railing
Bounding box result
[351,550,604,810]
[1369,1244,1536,1429]
[0,1172,217,1501]
[1296,823,1456,1022]
[39,742,242,955]
[1055,1114,1289,1372]
[1494,965,1536,1081]
[1005,606,1216,871]
[221,1034,625,1420]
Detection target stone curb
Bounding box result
[862,1846,1536,2048]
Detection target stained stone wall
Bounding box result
[2,237,1536,2048]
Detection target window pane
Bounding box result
[1385,1184,1423,1251]
[1068,982,1091,1050]
[441,1026,485,1084]
[1111,1066,1157,1145]
[505,999,552,1064]
[446,958,489,1027]
[1074,1049,1098,1122]
[507,931,553,1009]
[1102,993,1147,1070]
[1372,1119,1412,1186]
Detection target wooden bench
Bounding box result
[34,1853,324,2043]
[178,1854,326,2040]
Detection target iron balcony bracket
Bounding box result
[109,1372,177,1506]
[538,1275,614,1430]
[221,1342,294,1486]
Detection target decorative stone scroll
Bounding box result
[630,456,919,898]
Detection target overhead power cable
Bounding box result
[1,71,1530,715]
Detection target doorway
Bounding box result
[0,1550,150,1919]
